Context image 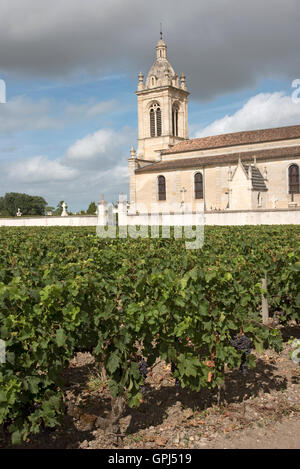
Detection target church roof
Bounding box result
[161,125,300,155]
[145,37,179,89]
[146,59,176,87]
[135,144,300,173]
[243,164,268,191]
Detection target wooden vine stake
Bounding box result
[261,275,269,325]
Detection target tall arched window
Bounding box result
[289,164,300,194]
[158,175,166,201]
[194,172,203,199]
[172,104,179,136]
[150,103,162,137]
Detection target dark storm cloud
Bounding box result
[1,0,300,99]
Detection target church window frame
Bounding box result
[194,172,203,199]
[157,175,166,201]
[149,101,162,137]
[172,103,179,137]
[288,164,299,194]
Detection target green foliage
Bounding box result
[53,201,65,216]
[86,201,97,215]
[0,225,299,443]
[0,193,47,216]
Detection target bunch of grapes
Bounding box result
[230,334,252,375]
[138,358,148,394]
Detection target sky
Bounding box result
[0,0,300,212]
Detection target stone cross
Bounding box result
[61,202,68,217]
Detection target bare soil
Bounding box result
[5,325,300,449]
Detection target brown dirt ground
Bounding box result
[3,325,300,449]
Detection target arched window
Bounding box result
[194,172,203,199]
[158,175,166,201]
[150,103,162,137]
[172,104,179,137]
[289,164,300,194]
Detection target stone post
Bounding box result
[117,193,128,226]
[97,195,108,226]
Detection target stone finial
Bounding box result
[253,155,257,166]
[180,72,187,90]
[173,74,179,87]
[130,146,136,158]
[263,166,268,180]
[238,154,241,165]
[137,72,144,90]
[164,69,171,85]
[248,164,252,180]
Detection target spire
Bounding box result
[156,27,167,60]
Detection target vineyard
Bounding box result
[0,225,299,446]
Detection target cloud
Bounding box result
[195,91,300,137]
[65,129,115,161]
[0,1,300,99]
[64,127,135,167]
[0,96,59,133]
[64,99,117,119]
[0,96,120,134]
[0,125,135,209]
[5,155,78,183]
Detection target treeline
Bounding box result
[0,192,47,217]
[0,193,98,217]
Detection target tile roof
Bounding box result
[135,145,300,173]
[161,125,300,155]
[243,164,268,191]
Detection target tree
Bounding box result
[86,201,97,215]
[0,196,9,216]
[53,201,64,216]
[2,192,47,216]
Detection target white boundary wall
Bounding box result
[204,209,300,225]
[1,209,300,227]
[0,216,98,227]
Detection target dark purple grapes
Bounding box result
[138,358,148,380]
[231,334,252,375]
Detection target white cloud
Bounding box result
[0,96,121,134]
[65,129,116,161]
[65,127,134,163]
[64,99,117,119]
[195,92,300,137]
[6,155,78,183]
[1,126,135,209]
[0,96,59,133]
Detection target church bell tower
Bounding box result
[135,34,189,161]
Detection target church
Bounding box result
[127,36,300,215]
